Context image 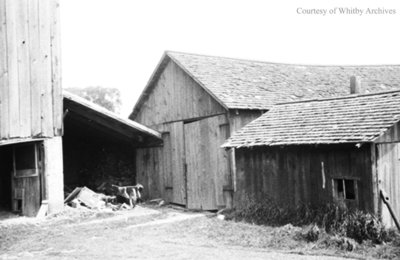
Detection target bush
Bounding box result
[225,196,390,244]
[344,210,388,244]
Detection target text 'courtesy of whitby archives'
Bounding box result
[296,7,397,16]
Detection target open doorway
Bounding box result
[0,145,13,216]
[0,142,43,218]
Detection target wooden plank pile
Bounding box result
[64,183,143,211]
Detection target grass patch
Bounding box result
[224,197,397,245]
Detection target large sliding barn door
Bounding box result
[184,115,230,210]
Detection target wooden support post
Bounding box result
[371,143,379,215]
[43,136,64,214]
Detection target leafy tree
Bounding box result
[66,86,122,114]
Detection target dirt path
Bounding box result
[0,206,359,260]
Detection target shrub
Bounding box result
[225,196,390,244]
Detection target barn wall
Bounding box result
[136,147,164,200]
[136,121,186,204]
[0,0,62,140]
[375,121,400,143]
[132,59,267,209]
[136,115,232,209]
[133,59,229,208]
[132,60,226,127]
[376,122,400,228]
[234,145,374,212]
[228,110,265,135]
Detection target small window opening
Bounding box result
[13,143,38,178]
[336,179,344,199]
[333,179,357,200]
[14,144,36,170]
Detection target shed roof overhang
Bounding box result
[63,91,162,148]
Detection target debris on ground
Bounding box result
[216,208,229,221]
[147,198,168,207]
[64,183,144,211]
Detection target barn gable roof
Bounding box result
[131,51,400,117]
[223,90,400,148]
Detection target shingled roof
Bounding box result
[223,90,400,148]
[132,51,400,116]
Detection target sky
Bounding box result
[60,0,400,116]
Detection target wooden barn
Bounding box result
[223,90,400,227]
[0,0,63,216]
[130,51,400,210]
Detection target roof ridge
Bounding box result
[165,50,400,68]
[275,89,400,106]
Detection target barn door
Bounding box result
[184,115,230,210]
[11,142,42,217]
[169,122,187,205]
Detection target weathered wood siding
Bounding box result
[132,59,226,127]
[132,59,271,209]
[136,121,186,205]
[0,0,62,141]
[184,114,230,209]
[228,109,265,134]
[136,147,162,200]
[133,58,232,209]
[137,115,232,209]
[375,122,400,143]
[376,122,400,228]
[234,145,374,212]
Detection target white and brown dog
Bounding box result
[111,184,143,208]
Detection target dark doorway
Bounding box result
[63,114,136,193]
[0,145,13,211]
[0,142,42,217]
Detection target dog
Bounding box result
[111,184,144,208]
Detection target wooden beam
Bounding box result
[371,143,379,215]
[65,114,137,143]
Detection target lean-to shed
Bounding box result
[130,51,400,210]
[63,91,162,193]
[223,90,400,227]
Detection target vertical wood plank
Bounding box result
[0,0,10,139]
[135,149,147,198]
[161,132,173,201]
[218,122,232,207]
[5,0,21,138]
[50,0,62,136]
[15,0,31,137]
[28,0,41,136]
[38,0,53,136]
[170,121,186,205]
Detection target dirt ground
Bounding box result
[0,205,397,260]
